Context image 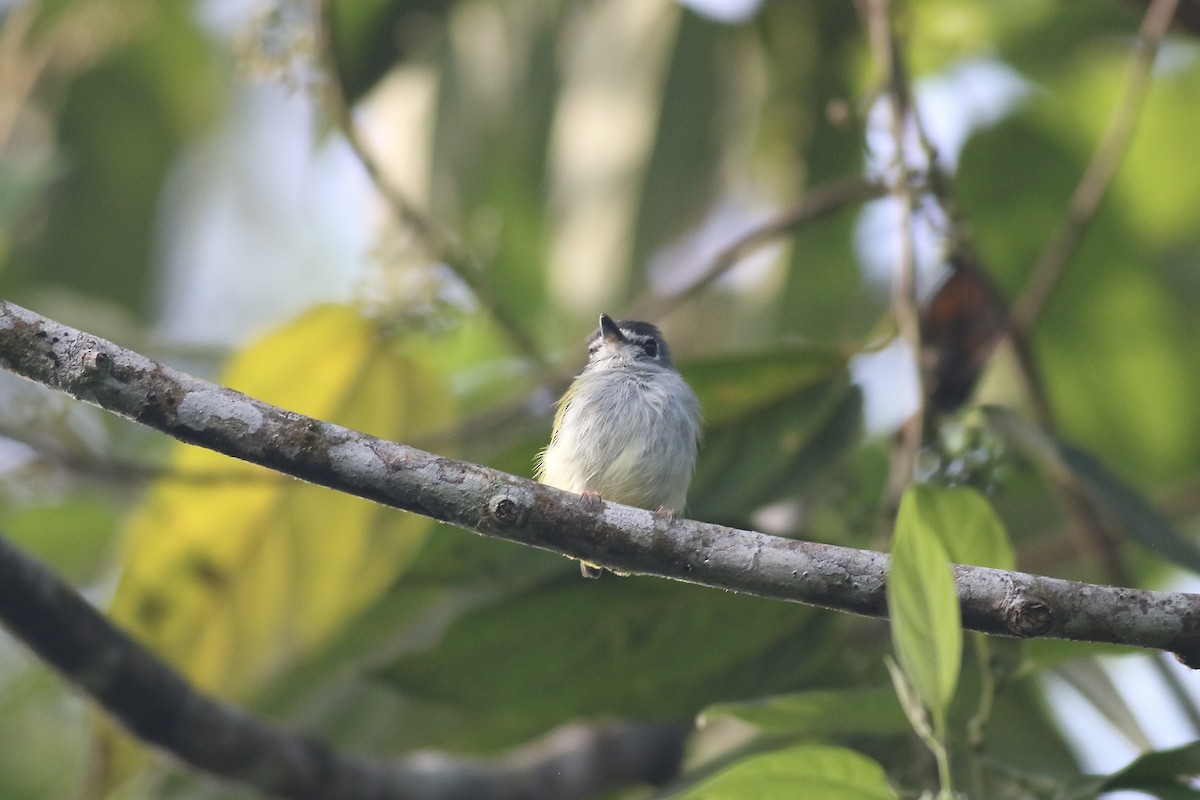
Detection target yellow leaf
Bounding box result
[94,305,451,789]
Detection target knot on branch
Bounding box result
[1172,646,1200,671]
[80,348,111,375]
[1004,592,1052,637]
[487,492,527,528]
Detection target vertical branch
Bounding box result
[862,0,923,504]
[315,0,552,373]
[1012,0,1180,332]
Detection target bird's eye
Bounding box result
[641,339,659,358]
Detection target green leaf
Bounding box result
[963,80,1200,484]
[428,3,563,325]
[762,3,878,345]
[402,522,570,587]
[0,663,87,800]
[884,656,931,741]
[988,408,1200,576]
[670,745,897,800]
[1099,740,1200,797]
[5,1,218,317]
[627,10,725,297]
[1059,443,1200,575]
[328,0,452,103]
[990,0,1140,88]
[887,488,963,718]
[1053,660,1150,752]
[2,492,122,582]
[983,673,1086,782]
[683,350,862,524]
[378,577,826,749]
[1021,638,1139,668]
[701,686,909,737]
[682,350,848,426]
[1110,44,1200,247]
[779,207,884,345]
[905,485,1015,571]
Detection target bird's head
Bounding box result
[584,314,675,372]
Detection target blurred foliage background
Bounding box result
[3,0,1200,797]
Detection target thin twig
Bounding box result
[862,0,924,505]
[1004,326,1056,430]
[627,176,888,321]
[1011,0,1180,333]
[314,0,552,372]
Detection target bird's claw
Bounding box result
[578,491,605,577]
[579,490,604,512]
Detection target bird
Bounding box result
[536,314,702,577]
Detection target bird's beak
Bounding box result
[599,314,626,343]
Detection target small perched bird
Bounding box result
[537,314,702,577]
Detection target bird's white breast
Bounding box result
[537,367,701,512]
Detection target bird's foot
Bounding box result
[653,505,678,520]
[579,490,604,512]
[578,491,605,577]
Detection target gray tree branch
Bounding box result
[1,298,1200,673]
[0,526,686,800]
